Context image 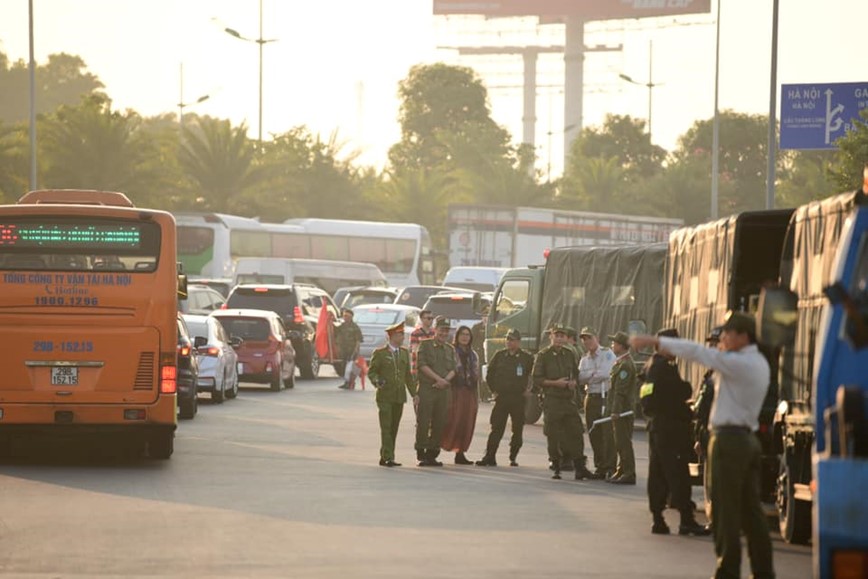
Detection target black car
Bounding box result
[225,283,341,380]
[177,315,199,419]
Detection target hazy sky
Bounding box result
[1,0,865,176]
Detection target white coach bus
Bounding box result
[175,213,434,287]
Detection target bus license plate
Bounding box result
[51,367,79,385]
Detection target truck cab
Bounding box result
[759,191,868,577]
[484,267,545,360]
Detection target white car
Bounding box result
[422,292,491,339]
[351,304,420,360]
[183,314,240,403]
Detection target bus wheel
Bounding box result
[525,395,542,425]
[149,433,174,459]
[777,450,811,544]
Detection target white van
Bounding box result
[233,258,388,296]
[442,266,510,293]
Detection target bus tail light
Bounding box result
[293,306,304,324]
[160,365,177,394]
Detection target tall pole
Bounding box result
[28,0,37,191]
[563,16,585,164]
[647,40,653,141]
[711,0,722,219]
[178,63,185,127]
[766,0,779,210]
[258,0,264,148]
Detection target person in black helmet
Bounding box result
[636,328,710,537]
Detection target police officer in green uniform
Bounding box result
[415,317,456,467]
[606,331,637,484]
[532,324,595,480]
[476,328,533,467]
[368,321,417,467]
[335,308,363,389]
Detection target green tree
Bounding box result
[179,116,258,213]
[0,121,28,201]
[38,94,161,204]
[673,111,770,216]
[0,51,104,125]
[777,149,840,207]
[560,115,665,212]
[241,127,367,221]
[389,63,510,172]
[829,109,868,192]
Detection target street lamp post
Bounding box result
[177,63,210,131]
[619,40,658,141]
[223,0,277,149]
[28,0,37,190]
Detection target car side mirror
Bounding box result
[177,273,188,300]
[229,336,243,348]
[756,286,799,348]
[193,336,207,348]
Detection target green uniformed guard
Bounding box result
[476,328,534,467]
[606,331,637,484]
[335,308,363,389]
[532,324,595,480]
[368,321,417,467]
[414,316,456,467]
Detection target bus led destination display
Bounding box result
[0,222,142,249]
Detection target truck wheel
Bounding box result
[525,395,542,425]
[777,451,811,544]
[148,432,174,459]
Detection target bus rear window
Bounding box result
[0,218,161,271]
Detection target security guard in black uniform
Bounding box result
[532,324,595,480]
[640,328,710,535]
[476,328,533,467]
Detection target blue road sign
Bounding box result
[780,82,868,150]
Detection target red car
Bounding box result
[211,309,296,391]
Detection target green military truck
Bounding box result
[480,244,667,423]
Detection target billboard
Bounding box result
[432,0,711,19]
[780,82,868,150]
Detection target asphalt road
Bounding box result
[0,371,812,578]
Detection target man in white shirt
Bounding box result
[631,312,775,579]
[578,327,617,478]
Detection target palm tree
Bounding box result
[179,117,257,213]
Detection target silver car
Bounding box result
[351,304,420,360]
[183,314,240,403]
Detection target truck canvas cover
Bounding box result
[541,244,666,341]
[779,191,861,405]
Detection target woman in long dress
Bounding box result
[441,325,479,464]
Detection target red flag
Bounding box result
[315,302,334,359]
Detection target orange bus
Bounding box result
[0,190,185,459]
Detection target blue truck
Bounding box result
[759,187,868,577]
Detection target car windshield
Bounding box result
[426,299,478,320]
[444,281,493,292]
[215,317,270,341]
[354,309,403,325]
[227,288,297,315]
[344,292,395,309]
[185,319,208,339]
